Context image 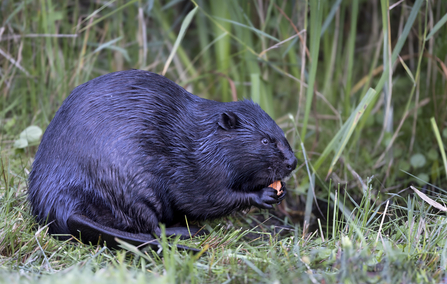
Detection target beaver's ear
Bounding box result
[218,111,238,130]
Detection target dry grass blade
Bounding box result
[425,52,447,79]
[0,47,30,76]
[398,55,416,84]
[258,31,305,57]
[0,34,77,41]
[375,200,389,243]
[411,186,447,212]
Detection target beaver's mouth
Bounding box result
[266,174,291,186]
[266,179,280,185]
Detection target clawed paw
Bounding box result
[251,186,287,209]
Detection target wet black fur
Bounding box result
[28,70,297,245]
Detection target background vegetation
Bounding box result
[1,0,447,282]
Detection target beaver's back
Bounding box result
[28,70,203,235]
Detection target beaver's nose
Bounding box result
[285,155,297,173]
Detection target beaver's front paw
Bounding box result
[251,187,281,209]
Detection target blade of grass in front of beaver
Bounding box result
[162,6,198,76]
[312,88,377,177]
[326,88,377,178]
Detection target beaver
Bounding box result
[28,70,297,251]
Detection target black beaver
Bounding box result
[28,70,297,250]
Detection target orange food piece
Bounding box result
[269,180,283,196]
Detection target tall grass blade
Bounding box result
[213,17,280,42]
[304,173,315,235]
[154,2,197,78]
[195,0,212,73]
[181,32,228,80]
[430,117,447,179]
[91,37,130,62]
[313,88,377,176]
[398,55,416,85]
[426,12,447,41]
[162,7,198,75]
[210,1,232,102]
[327,88,376,176]
[356,0,424,143]
[320,0,342,36]
[343,0,359,116]
[250,74,261,105]
[373,0,422,94]
[300,0,324,140]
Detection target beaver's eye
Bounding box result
[261,138,269,145]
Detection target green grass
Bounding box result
[2,0,447,282]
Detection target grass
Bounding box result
[1,0,447,282]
